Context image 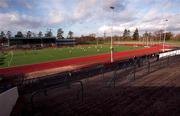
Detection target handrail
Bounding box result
[30,79,84,110]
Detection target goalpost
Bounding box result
[8,51,14,67]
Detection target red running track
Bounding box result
[0,45,168,76]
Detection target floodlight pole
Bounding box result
[163,19,168,52]
[110,6,115,63]
[159,30,161,44]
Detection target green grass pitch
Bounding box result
[0,45,142,68]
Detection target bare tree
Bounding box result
[175,34,180,41]
[154,30,164,41]
[89,33,96,38]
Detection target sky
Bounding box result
[0,0,179,37]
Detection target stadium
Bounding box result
[1,41,180,115]
[0,1,180,116]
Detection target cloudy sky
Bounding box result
[0,0,179,36]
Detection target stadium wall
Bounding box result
[0,87,19,116]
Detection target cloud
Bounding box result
[0,0,34,10]
[0,0,9,8]
[141,9,160,22]
[103,0,127,12]
[48,10,64,24]
[98,0,180,36]
[73,0,97,20]
[22,1,33,9]
[0,12,43,32]
[0,0,179,36]
[98,12,180,36]
[99,25,111,32]
[166,14,180,32]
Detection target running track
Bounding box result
[0,45,170,76]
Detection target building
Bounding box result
[8,37,77,47]
[9,37,56,47]
[56,39,77,46]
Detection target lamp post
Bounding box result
[159,19,163,45]
[110,6,115,63]
[163,19,168,52]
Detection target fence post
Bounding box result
[113,69,117,88]
[133,60,136,80]
[100,65,104,82]
[75,81,84,101]
[167,56,170,65]
[148,59,150,73]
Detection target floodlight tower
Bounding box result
[159,19,163,45]
[163,19,168,52]
[138,25,141,45]
[110,6,115,63]
[103,31,106,40]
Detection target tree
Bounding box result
[57,28,64,39]
[174,34,180,41]
[143,31,149,43]
[143,31,149,38]
[123,29,131,40]
[26,31,32,38]
[123,29,128,37]
[32,32,37,37]
[89,33,96,38]
[127,30,130,37]
[0,31,5,38]
[6,31,12,39]
[165,32,173,40]
[154,30,164,41]
[38,31,43,37]
[133,28,139,40]
[45,29,53,37]
[68,31,73,39]
[5,31,12,46]
[15,31,24,38]
[0,31,6,45]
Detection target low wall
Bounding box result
[0,87,19,116]
[159,49,180,58]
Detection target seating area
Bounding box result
[56,39,77,46]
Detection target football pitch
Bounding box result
[0,45,142,68]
